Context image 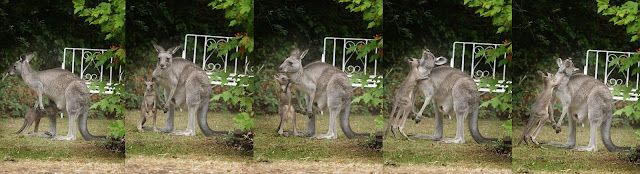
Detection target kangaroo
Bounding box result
[518,71,561,146]
[151,44,226,136]
[385,57,428,139]
[274,73,302,136]
[545,58,630,152]
[9,53,104,140]
[411,52,497,144]
[138,77,158,133]
[15,104,60,135]
[278,48,368,139]
[411,49,446,123]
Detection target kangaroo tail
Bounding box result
[198,99,227,136]
[79,106,106,140]
[15,118,29,134]
[339,101,368,138]
[385,101,398,137]
[468,102,498,143]
[601,113,630,152]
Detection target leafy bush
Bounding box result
[222,131,254,154]
[624,145,640,165]
[359,133,382,152]
[100,120,125,156]
[487,138,512,158]
[0,76,37,118]
[233,113,254,132]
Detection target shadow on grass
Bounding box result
[253,113,380,164]
[125,110,252,162]
[0,117,122,163]
[383,116,511,170]
[512,123,639,173]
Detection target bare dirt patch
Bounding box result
[0,159,124,173]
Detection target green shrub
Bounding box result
[222,131,254,154]
[0,76,37,118]
[100,120,125,156]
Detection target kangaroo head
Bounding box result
[406,57,420,68]
[537,70,555,86]
[556,58,579,76]
[144,77,155,92]
[279,48,309,73]
[153,43,181,69]
[419,49,447,68]
[9,53,35,76]
[274,73,290,92]
[417,49,447,77]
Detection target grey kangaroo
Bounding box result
[546,58,630,152]
[411,49,446,123]
[9,53,104,140]
[138,77,158,133]
[275,73,301,136]
[151,44,226,136]
[385,57,428,139]
[15,104,60,135]
[278,48,368,139]
[411,52,497,144]
[518,71,561,146]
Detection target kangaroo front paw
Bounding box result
[162,105,169,113]
[552,124,561,134]
[36,107,47,115]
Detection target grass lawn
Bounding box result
[383,116,511,172]
[512,123,639,173]
[0,116,124,171]
[125,110,252,163]
[254,113,381,165]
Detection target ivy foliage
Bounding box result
[597,0,640,42]
[597,0,640,139]
[73,0,126,118]
[339,0,383,29]
[208,0,256,131]
[464,0,512,34]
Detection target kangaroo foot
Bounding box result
[440,138,464,144]
[531,137,540,145]
[169,130,195,136]
[543,142,576,149]
[312,134,337,139]
[574,146,597,152]
[50,135,75,141]
[28,132,53,137]
[156,126,174,133]
[409,134,442,141]
[414,117,422,124]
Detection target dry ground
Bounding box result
[383,116,512,171]
[512,122,639,173]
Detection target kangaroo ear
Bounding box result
[405,57,412,62]
[24,53,35,63]
[537,70,544,77]
[152,43,165,53]
[299,49,309,60]
[167,45,181,55]
[435,57,447,65]
[556,58,563,67]
[574,68,579,72]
